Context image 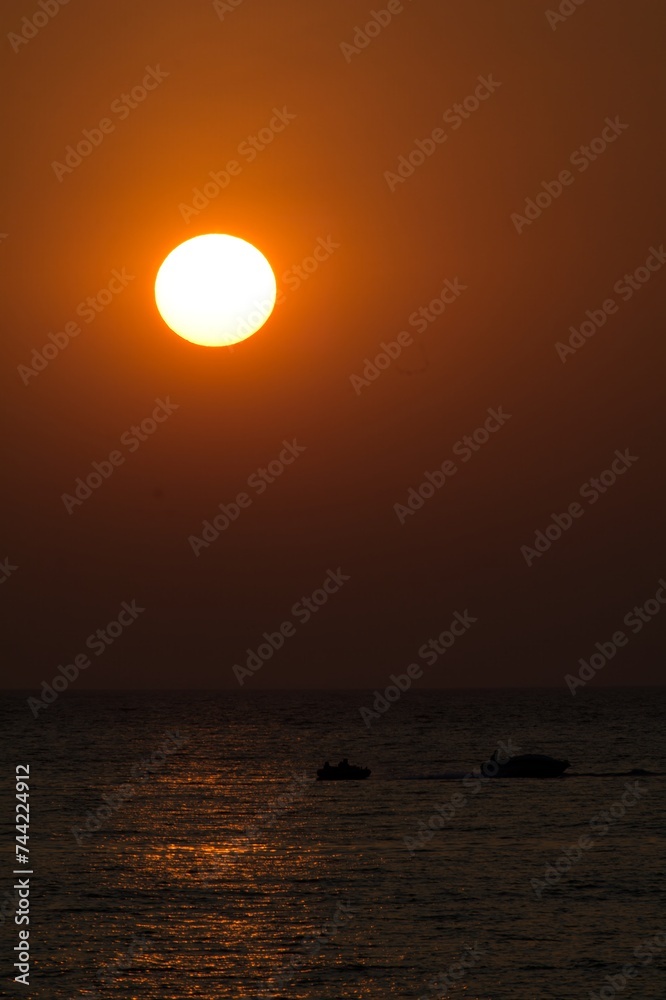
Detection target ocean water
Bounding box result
[1,688,664,999]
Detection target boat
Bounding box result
[486,751,570,778]
[317,758,371,781]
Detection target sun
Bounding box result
[155,234,277,347]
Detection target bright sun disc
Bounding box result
[155,234,277,347]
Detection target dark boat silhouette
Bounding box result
[487,750,570,778]
[317,758,371,781]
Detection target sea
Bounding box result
[1,687,664,999]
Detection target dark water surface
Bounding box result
[1,688,664,998]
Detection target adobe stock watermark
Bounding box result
[384,74,501,192]
[1,886,34,930]
[188,438,306,556]
[349,277,467,394]
[340,1,414,62]
[60,397,179,514]
[178,106,296,222]
[530,780,649,898]
[417,942,485,1000]
[17,267,135,384]
[555,244,666,362]
[565,578,666,694]
[588,929,666,1000]
[27,600,145,717]
[0,558,18,585]
[71,731,188,845]
[212,0,245,20]
[51,67,170,181]
[393,406,511,524]
[279,235,340,295]
[404,740,521,853]
[193,773,313,889]
[511,116,629,233]
[8,0,71,54]
[520,448,638,567]
[360,610,477,726]
[235,236,340,341]
[232,569,350,685]
[545,0,586,31]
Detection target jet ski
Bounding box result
[317,758,371,781]
[487,751,570,778]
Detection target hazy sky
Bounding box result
[1,0,665,691]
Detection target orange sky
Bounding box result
[1,0,665,690]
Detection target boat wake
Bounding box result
[399,769,662,780]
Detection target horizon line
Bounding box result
[2,684,664,693]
